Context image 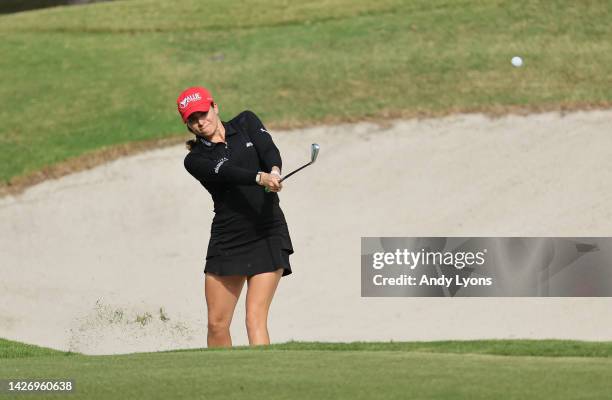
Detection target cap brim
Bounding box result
[181,103,212,122]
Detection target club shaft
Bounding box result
[280,162,312,182]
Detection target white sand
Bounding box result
[1,110,612,355]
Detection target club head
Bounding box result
[310,143,320,164]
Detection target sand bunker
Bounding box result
[1,110,612,355]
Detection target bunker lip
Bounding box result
[3,103,612,199]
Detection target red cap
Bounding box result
[176,86,214,122]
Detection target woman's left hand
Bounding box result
[260,172,283,192]
[268,170,282,192]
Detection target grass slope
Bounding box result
[1,0,611,186]
[2,338,612,399]
[0,338,75,359]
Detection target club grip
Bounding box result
[264,175,283,193]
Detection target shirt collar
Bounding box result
[197,121,237,147]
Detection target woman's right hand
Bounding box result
[259,173,283,192]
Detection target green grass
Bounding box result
[1,0,612,185]
[244,339,612,358]
[2,338,612,399]
[0,338,75,359]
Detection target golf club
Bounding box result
[265,143,320,192]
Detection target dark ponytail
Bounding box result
[185,125,197,151]
[185,136,197,151]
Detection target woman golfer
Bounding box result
[177,86,293,348]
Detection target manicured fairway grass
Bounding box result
[2,338,612,399]
[1,0,612,187]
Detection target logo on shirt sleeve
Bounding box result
[246,142,253,147]
[260,128,269,134]
[214,157,228,173]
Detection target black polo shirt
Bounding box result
[184,111,285,239]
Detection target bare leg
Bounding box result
[245,268,284,346]
[204,272,246,348]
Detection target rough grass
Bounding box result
[1,0,612,192]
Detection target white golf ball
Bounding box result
[511,56,523,67]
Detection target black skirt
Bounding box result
[204,233,293,277]
[202,180,294,277]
